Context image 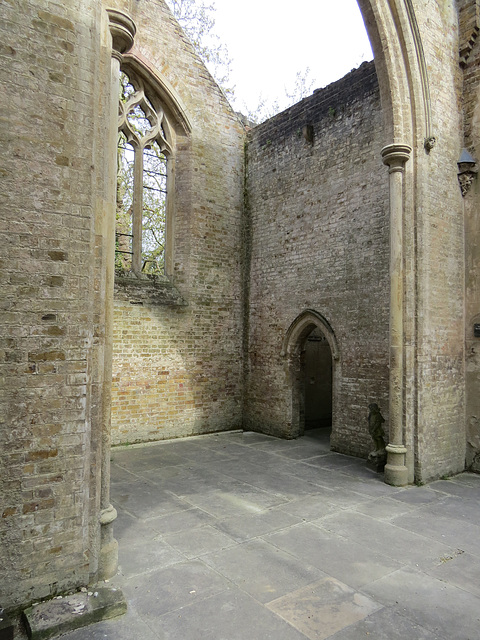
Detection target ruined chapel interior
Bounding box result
[2,0,480,618]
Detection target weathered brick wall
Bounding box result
[413,2,466,481]
[245,62,390,458]
[0,0,104,608]
[460,0,480,472]
[108,0,245,444]
[0,0,475,614]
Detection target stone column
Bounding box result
[98,9,136,580]
[381,143,411,487]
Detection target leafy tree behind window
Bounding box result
[116,72,171,276]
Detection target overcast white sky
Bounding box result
[210,0,373,114]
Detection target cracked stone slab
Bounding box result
[267,577,382,640]
[22,588,126,640]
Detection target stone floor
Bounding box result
[61,429,480,640]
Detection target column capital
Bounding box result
[107,9,136,60]
[381,143,412,172]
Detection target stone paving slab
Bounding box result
[181,484,288,518]
[112,482,191,520]
[113,508,161,543]
[49,430,480,640]
[158,588,308,640]
[300,453,360,469]
[429,478,480,499]
[265,523,401,589]
[121,560,231,620]
[109,463,141,484]
[172,446,235,465]
[146,506,216,535]
[213,507,302,542]
[267,577,382,640]
[427,494,480,527]
[117,536,185,579]
[203,538,326,604]
[312,486,373,509]
[391,508,480,556]
[318,511,457,570]
[276,495,337,521]
[163,524,236,559]
[144,466,229,497]
[327,606,442,640]
[362,567,480,640]
[272,445,333,461]
[254,437,329,452]
[352,495,419,520]
[389,485,445,505]
[426,550,480,598]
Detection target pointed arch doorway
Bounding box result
[304,327,333,434]
[282,310,339,442]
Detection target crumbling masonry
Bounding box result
[1,0,480,613]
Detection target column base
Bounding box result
[384,444,409,486]
[98,537,119,581]
[98,505,119,581]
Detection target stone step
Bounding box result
[22,588,126,640]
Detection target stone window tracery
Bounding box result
[116,71,173,276]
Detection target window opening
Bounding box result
[116,71,172,276]
[116,132,134,272]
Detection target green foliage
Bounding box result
[243,68,317,125]
[116,132,133,273]
[285,67,315,105]
[141,144,166,274]
[166,0,234,98]
[165,1,319,125]
[116,73,167,276]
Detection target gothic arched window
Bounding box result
[116,71,173,276]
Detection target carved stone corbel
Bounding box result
[459,171,476,196]
[458,149,477,196]
[424,136,436,152]
[107,9,136,61]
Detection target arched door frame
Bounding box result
[282,310,340,439]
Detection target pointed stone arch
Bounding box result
[282,310,339,361]
[282,310,340,440]
[350,0,435,484]
[122,52,192,137]
[357,0,432,147]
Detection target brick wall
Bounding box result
[413,1,466,481]
[245,62,390,458]
[107,0,245,444]
[0,0,102,608]
[0,0,475,613]
[460,0,480,472]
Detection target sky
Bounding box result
[209,0,373,116]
